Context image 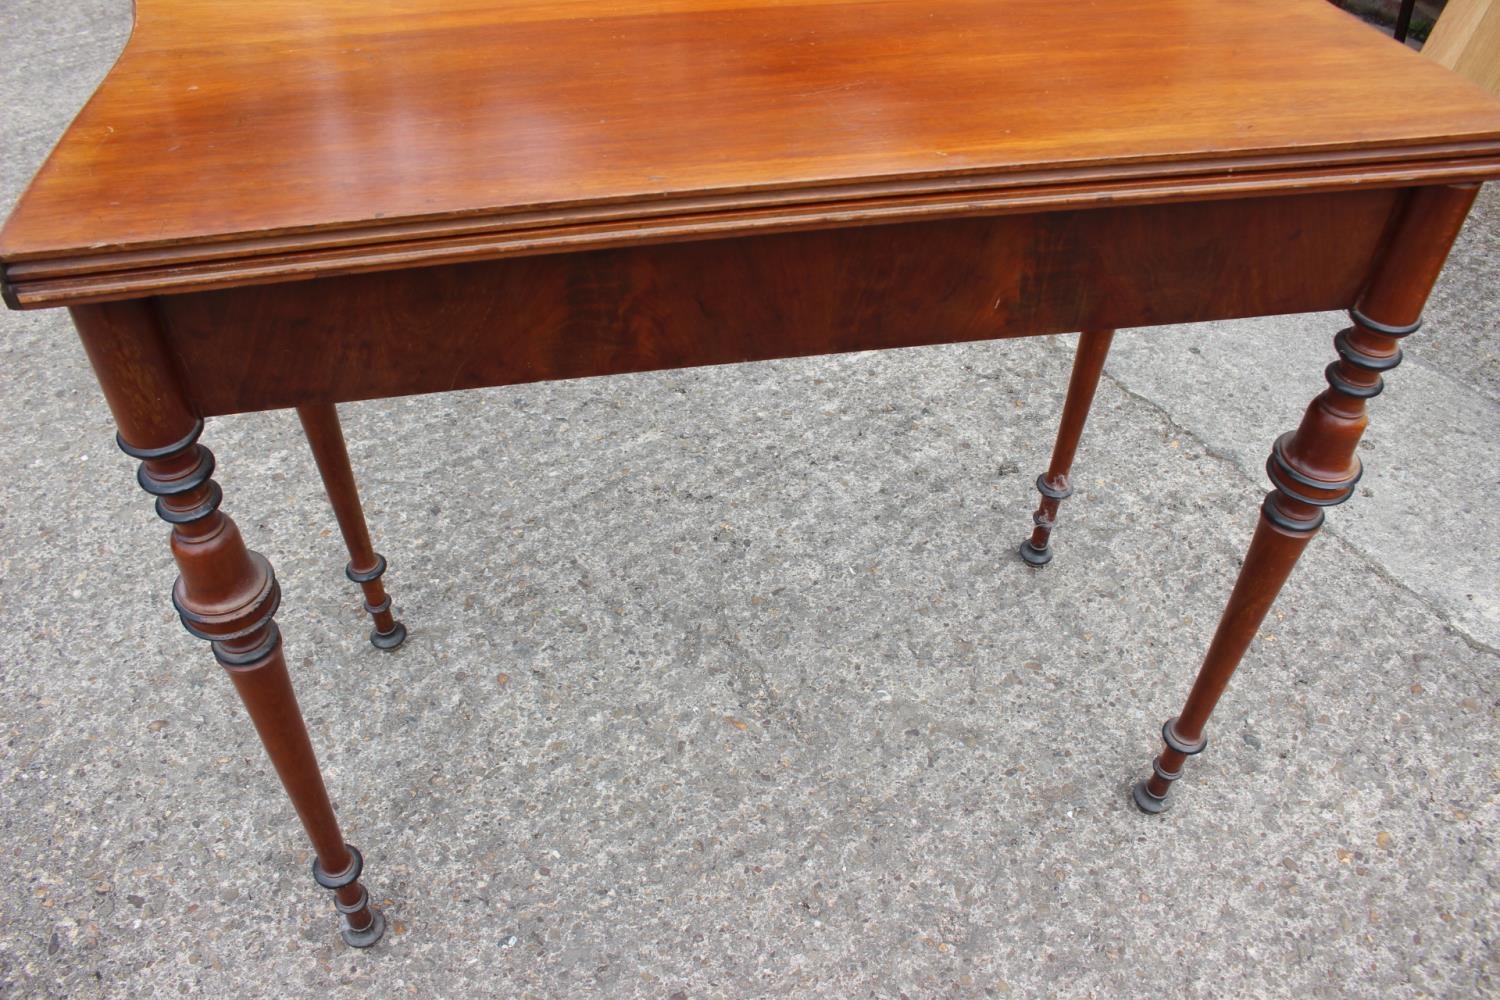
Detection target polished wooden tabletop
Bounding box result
[5,0,1500,306]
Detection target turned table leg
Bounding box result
[296,403,407,650]
[70,301,385,947]
[1020,327,1115,566]
[1132,184,1479,813]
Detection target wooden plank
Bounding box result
[1424,0,1500,97]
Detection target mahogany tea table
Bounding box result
[4,0,1500,948]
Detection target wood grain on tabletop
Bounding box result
[4,0,1500,295]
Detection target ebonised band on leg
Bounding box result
[345,554,388,585]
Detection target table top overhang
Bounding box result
[5,0,1500,307]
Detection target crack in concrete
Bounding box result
[1043,334,1500,688]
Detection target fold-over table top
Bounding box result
[5,0,1500,306]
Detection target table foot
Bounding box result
[346,554,407,651]
[1130,780,1168,815]
[298,404,407,650]
[341,906,387,949]
[314,847,387,948]
[369,618,408,650]
[1018,540,1052,566]
[1020,328,1113,566]
[1131,717,1206,814]
[1131,185,1478,810]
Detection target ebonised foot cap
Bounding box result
[341,908,386,949]
[1131,780,1169,815]
[1019,539,1053,567]
[370,621,407,650]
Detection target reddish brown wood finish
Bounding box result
[296,404,406,650]
[6,0,1500,951]
[153,191,1398,416]
[5,0,1500,305]
[67,301,385,946]
[1132,183,1482,813]
[1020,328,1116,567]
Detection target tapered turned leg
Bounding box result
[1131,503,1315,813]
[1020,327,1115,566]
[70,301,385,947]
[296,403,406,650]
[1132,183,1479,813]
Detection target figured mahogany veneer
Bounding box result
[5,0,1500,951]
[155,191,1399,414]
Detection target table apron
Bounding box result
[153,189,1404,416]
